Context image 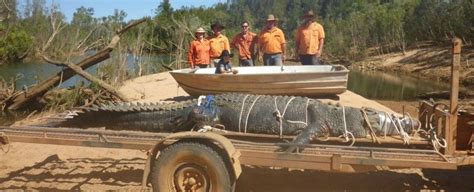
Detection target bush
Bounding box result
[0,28,33,63]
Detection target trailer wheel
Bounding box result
[151,142,233,192]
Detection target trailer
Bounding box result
[1,39,473,191]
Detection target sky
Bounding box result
[21,0,226,21]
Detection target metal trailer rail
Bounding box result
[0,123,472,189]
[0,125,464,170]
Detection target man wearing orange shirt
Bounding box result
[208,21,230,68]
[188,27,210,68]
[231,21,257,66]
[258,14,286,66]
[295,10,325,65]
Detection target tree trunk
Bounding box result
[3,18,146,110]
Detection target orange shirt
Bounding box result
[208,34,230,58]
[188,39,210,67]
[231,32,256,60]
[295,22,325,55]
[258,27,286,54]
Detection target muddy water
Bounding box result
[348,69,450,101]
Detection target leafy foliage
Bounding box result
[0,28,33,63]
[2,0,473,64]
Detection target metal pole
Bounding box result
[446,38,461,155]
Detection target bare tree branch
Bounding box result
[5,18,148,110]
[1,0,12,20]
[41,11,66,52]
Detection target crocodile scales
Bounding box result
[47,93,418,150]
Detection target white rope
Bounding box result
[385,114,411,144]
[381,112,389,138]
[238,94,250,133]
[340,105,355,146]
[273,96,297,138]
[426,114,447,152]
[244,95,262,133]
[197,125,228,133]
[396,117,411,144]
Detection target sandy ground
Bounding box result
[1,71,473,191]
[1,143,473,191]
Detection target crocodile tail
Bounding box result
[39,99,198,132]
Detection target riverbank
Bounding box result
[351,45,474,88]
[351,45,473,113]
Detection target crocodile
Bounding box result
[47,93,419,151]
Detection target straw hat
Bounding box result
[195,27,205,33]
[266,14,278,21]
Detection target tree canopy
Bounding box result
[1,0,472,64]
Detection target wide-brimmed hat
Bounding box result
[304,10,315,18]
[195,27,205,33]
[266,14,278,21]
[211,21,225,30]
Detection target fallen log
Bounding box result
[3,18,147,110]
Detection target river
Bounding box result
[0,58,452,125]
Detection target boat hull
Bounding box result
[170,65,349,97]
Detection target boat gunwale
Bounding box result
[169,65,349,77]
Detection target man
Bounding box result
[231,21,257,66]
[295,10,325,65]
[188,27,210,69]
[258,14,286,66]
[208,21,230,68]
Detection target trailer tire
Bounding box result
[150,142,233,192]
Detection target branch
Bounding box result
[2,0,12,20]
[75,26,99,50]
[116,18,147,36]
[41,12,66,52]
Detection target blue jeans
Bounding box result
[299,54,321,65]
[239,59,254,66]
[263,53,283,66]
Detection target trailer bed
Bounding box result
[2,125,469,172]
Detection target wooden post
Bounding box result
[446,38,461,155]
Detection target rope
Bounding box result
[197,125,228,133]
[426,113,447,152]
[273,96,296,138]
[384,114,411,145]
[405,112,422,137]
[381,112,389,138]
[244,95,262,133]
[340,105,355,146]
[361,108,381,144]
[238,94,250,133]
[395,117,411,144]
[286,98,311,126]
